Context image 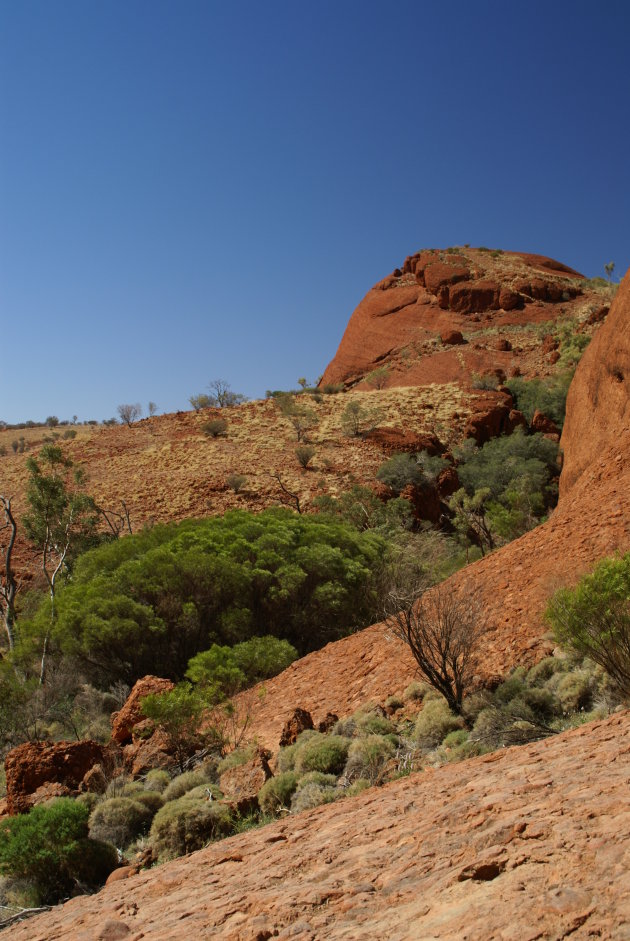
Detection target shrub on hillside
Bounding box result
[290,782,339,813]
[0,799,117,904]
[294,735,350,775]
[413,699,462,748]
[162,769,212,803]
[506,375,571,428]
[149,797,234,860]
[546,554,630,699]
[376,453,425,493]
[144,769,171,793]
[257,772,298,815]
[88,796,153,848]
[202,418,228,438]
[344,734,395,784]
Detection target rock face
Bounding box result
[560,271,630,498]
[4,740,106,815]
[111,675,174,745]
[278,707,314,746]
[218,748,272,813]
[7,712,630,940]
[319,247,596,391]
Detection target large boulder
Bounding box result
[279,707,314,746]
[4,740,107,815]
[111,675,174,745]
[219,748,273,814]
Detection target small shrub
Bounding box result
[62,429,77,440]
[134,791,164,816]
[290,783,338,813]
[202,418,228,438]
[216,744,257,776]
[295,445,316,469]
[276,743,299,772]
[163,769,211,803]
[354,709,395,736]
[403,680,428,702]
[144,769,171,793]
[442,729,469,748]
[225,472,247,493]
[471,373,498,391]
[149,797,233,860]
[332,716,357,738]
[88,797,153,848]
[257,772,298,815]
[344,734,395,784]
[413,699,462,748]
[385,694,404,711]
[346,779,371,797]
[294,735,350,775]
[548,671,593,713]
[295,772,338,790]
[527,657,565,686]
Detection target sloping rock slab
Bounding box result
[7,712,630,940]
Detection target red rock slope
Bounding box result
[320,247,608,390]
[8,711,630,940]
[241,267,630,751]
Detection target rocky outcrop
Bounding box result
[4,740,107,815]
[560,272,630,498]
[8,712,630,940]
[278,707,314,746]
[320,247,591,390]
[111,675,174,745]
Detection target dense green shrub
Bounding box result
[413,700,462,748]
[43,509,385,683]
[295,771,338,790]
[0,799,117,904]
[344,734,395,784]
[216,744,257,776]
[88,796,153,848]
[149,797,233,860]
[354,708,395,736]
[506,375,571,428]
[257,772,298,815]
[546,554,630,699]
[202,418,228,438]
[186,636,298,696]
[376,453,425,493]
[456,430,559,504]
[294,735,350,775]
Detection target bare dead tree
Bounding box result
[271,473,302,514]
[117,403,142,426]
[383,570,487,719]
[98,500,133,538]
[0,496,19,650]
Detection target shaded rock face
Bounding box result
[319,247,594,392]
[7,713,630,940]
[278,707,314,746]
[560,269,630,498]
[4,740,106,815]
[111,675,174,745]
[218,748,272,814]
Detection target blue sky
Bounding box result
[1,0,629,424]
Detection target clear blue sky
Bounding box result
[1,0,629,424]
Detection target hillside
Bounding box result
[238,263,630,749]
[6,710,629,940]
[320,247,611,389]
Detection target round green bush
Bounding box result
[332,716,357,738]
[414,700,462,748]
[88,797,153,848]
[163,769,210,803]
[294,735,350,775]
[344,734,395,784]
[134,791,164,816]
[216,744,256,776]
[149,797,234,861]
[403,680,429,702]
[257,772,298,815]
[144,769,171,793]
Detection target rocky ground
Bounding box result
[5,711,629,941]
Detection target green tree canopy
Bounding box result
[37,509,384,685]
